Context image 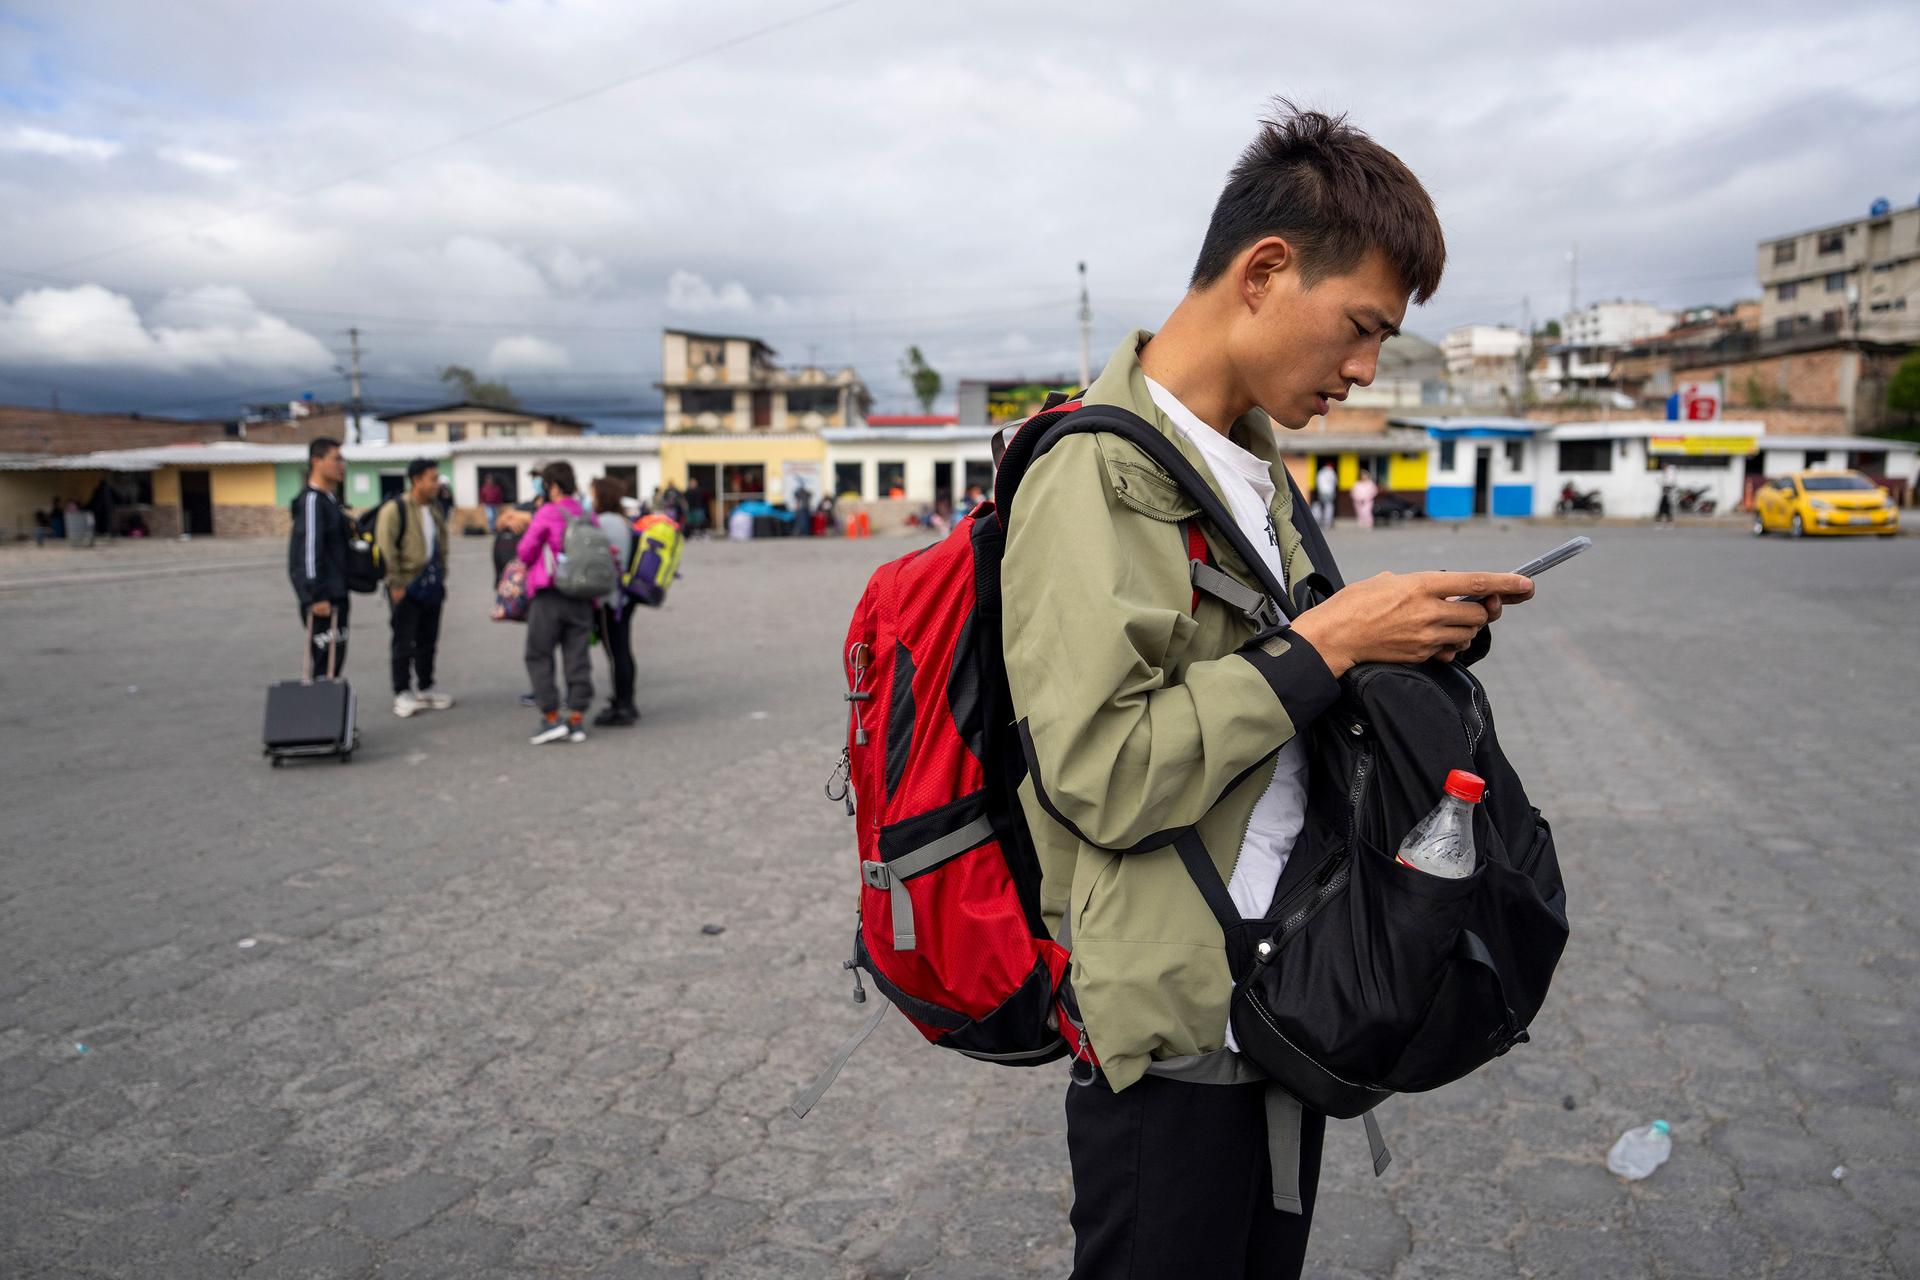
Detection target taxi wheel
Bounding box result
[1789,513,1805,539]
[1751,514,1766,537]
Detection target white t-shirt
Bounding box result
[418,500,438,563]
[1144,377,1310,942]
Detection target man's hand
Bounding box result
[498,509,531,534]
[390,587,406,604]
[310,600,332,619]
[1288,572,1534,678]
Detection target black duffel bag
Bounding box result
[1223,649,1570,1117]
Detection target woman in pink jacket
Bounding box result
[515,461,595,744]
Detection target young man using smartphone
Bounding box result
[1001,103,1533,1276]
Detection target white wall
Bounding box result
[1540,435,1747,517]
[449,451,661,507]
[825,436,995,503]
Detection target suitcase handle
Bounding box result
[303,611,341,684]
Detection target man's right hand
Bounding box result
[310,600,332,619]
[1288,571,1534,677]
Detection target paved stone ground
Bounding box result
[1,520,1916,1278]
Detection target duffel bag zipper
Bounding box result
[1254,739,1370,966]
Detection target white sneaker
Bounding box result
[393,690,425,718]
[567,719,587,744]
[530,718,570,745]
[416,689,454,711]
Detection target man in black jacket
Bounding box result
[288,437,352,677]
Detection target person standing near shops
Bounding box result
[1314,460,1339,529]
[288,437,352,677]
[588,476,640,726]
[479,474,505,533]
[516,461,595,744]
[1350,466,1379,530]
[378,458,454,718]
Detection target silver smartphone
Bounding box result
[1458,536,1591,604]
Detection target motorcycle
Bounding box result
[1677,485,1717,516]
[1556,483,1604,517]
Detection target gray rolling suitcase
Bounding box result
[264,616,358,765]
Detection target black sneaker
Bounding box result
[593,704,639,727]
[518,692,537,708]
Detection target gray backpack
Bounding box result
[551,511,618,599]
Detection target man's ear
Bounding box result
[1239,236,1298,313]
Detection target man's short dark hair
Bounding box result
[308,437,341,467]
[1190,101,1445,303]
[407,457,438,480]
[541,460,578,496]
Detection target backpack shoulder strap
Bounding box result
[996,403,1299,622]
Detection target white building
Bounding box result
[1395,415,1916,520]
[1443,325,1529,405]
[1535,301,1676,397]
[1562,301,1676,348]
[820,426,997,505]
[445,435,661,516]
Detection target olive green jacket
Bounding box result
[1001,330,1341,1091]
[374,497,448,592]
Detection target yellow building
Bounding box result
[656,433,827,525]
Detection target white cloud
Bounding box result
[0,284,332,374]
[487,334,571,374]
[1,125,120,161]
[158,145,240,176]
[666,270,756,315]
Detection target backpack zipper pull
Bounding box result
[843,958,867,1004]
[846,643,873,746]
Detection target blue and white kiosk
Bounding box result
[1393,417,1542,519]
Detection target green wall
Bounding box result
[274,456,450,513]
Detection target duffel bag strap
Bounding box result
[861,815,995,951]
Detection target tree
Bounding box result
[439,365,520,409]
[900,346,942,414]
[1889,350,1920,428]
[1537,319,1561,340]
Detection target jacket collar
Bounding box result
[1082,328,1309,594]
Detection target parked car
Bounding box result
[1752,471,1899,538]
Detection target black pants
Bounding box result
[300,597,350,679]
[1065,1074,1325,1279]
[389,594,443,695]
[598,602,636,711]
[525,591,593,714]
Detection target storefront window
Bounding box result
[1557,440,1610,472]
[834,462,863,499]
[1438,440,1456,471]
[877,461,906,498]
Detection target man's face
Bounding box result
[1226,244,1409,430]
[316,448,346,487]
[413,466,439,501]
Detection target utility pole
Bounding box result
[1077,261,1092,390]
[346,327,364,445]
[1519,296,1533,407]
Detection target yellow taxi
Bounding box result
[1752,470,1900,538]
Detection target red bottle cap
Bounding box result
[1444,770,1486,804]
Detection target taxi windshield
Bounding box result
[1801,475,1876,492]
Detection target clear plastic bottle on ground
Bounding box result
[1607,1119,1672,1180]
[1396,769,1485,878]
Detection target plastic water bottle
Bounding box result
[1396,769,1484,878]
[1607,1120,1672,1180]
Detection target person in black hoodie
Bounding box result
[287,437,352,677]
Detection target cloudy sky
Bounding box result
[2,0,1917,422]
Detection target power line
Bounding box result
[33,0,865,275]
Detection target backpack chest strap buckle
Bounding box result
[1190,559,1283,631]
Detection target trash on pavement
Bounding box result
[1607,1119,1672,1180]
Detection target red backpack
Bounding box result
[791,400,1229,1118]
